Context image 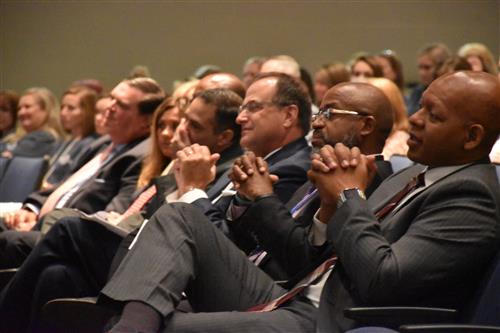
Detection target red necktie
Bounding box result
[375,173,425,221]
[247,256,337,312]
[121,185,157,219]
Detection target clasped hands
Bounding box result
[229,152,278,200]
[174,144,220,196]
[308,143,377,223]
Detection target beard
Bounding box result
[312,129,360,153]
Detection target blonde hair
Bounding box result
[368,77,409,133]
[457,43,498,75]
[6,87,64,143]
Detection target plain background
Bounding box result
[1,0,499,96]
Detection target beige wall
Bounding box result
[1,0,498,96]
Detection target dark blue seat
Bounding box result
[0,156,10,181]
[0,156,49,202]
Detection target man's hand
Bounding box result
[229,152,278,200]
[174,144,220,196]
[308,143,377,222]
[4,209,37,230]
[170,118,192,154]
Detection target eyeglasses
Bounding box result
[239,101,279,114]
[314,108,369,121]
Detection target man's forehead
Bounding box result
[111,82,143,102]
[244,77,277,101]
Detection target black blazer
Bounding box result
[24,137,149,214]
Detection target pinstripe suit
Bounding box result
[96,161,500,333]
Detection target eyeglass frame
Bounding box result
[313,107,370,121]
[238,100,289,114]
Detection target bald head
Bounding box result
[195,73,246,99]
[316,82,393,154]
[408,71,500,166]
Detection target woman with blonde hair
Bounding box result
[368,77,410,159]
[1,87,64,158]
[457,42,498,75]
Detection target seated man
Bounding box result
[94,71,499,333]
[0,77,165,268]
[0,73,313,332]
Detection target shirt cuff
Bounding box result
[23,203,40,216]
[308,209,327,246]
[166,188,208,204]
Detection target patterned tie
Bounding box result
[247,256,337,312]
[120,185,157,220]
[39,144,114,218]
[375,172,425,221]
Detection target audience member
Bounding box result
[40,86,100,190]
[350,55,383,82]
[406,43,450,115]
[260,55,301,79]
[0,87,64,158]
[94,96,111,136]
[300,67,317,105]
[435,55,472,77]
[368,77,410,159]
[194,72,246,99]
[457,42,498,75]
[242,56,266,88]
[71,78,105,96]
[313,62,350,104]
[375,49,405,91]
[0,77,165,268]
[0,90,19,141]
[92,71,500,333]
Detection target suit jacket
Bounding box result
[238,159,393,280]
[246,162,500,332]
[191,137,312,235]
[24,137,149,215]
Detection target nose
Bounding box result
[311,115,324,129]
[161,126,174,140]
[236,111,247,125]
[408,108,424,128]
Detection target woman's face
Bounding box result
[377,57,397,83]
[0,97,15,133]
[156,107,181,159]
[351,60,374,82]
[60,93,84,135]
[17,94,47,133]
[466,55,484,72]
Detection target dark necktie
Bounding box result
[375,172,425,221]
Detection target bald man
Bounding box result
[194,72,246,99]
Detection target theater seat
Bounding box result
[41,297,115,333]
[0,155,49,202]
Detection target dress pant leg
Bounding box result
[0,230,40,269]
[101,203,285,318]
[0,216,123,333]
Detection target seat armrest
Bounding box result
[400,324,500,333]
[344,307,458,329]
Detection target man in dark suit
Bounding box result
[0,77,165,268]
[97,71,499,333]
[0,73,312,332]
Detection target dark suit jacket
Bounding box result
[24,137,149,215]
[238,159,393,280]
[247,162,500,333]
[191,137,312,235]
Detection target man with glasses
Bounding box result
[99,72,499,333]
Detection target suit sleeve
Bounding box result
[329,177,499,305]
[103,157,143,213]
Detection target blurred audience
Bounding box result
[375,49,405,91]
[313,62,350,104]
[458,42,498,76]
[242,56,266,88]
[0,87,64,158]
[350,54,383,82]
[406,43,451,115]
[0,90,19,141]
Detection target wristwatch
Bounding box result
[337,188,366,208]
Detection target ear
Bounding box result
[281,105,299,129]
[216,129,234,149]
[359,115,376,137]
[463,124,485,150]
[140,114,153,130]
